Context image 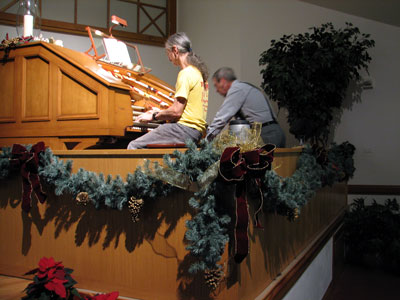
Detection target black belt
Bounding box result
[262,120,277,127]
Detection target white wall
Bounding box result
[281,238,333,300]
[177,0,400,187]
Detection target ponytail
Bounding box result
[187,52,209,82]
[166,32,209,82]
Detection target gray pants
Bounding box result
[127,123,202,149]
[260,123,286,148]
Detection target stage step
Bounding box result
[0,275,137,300]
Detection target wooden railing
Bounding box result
[0,148,347,299]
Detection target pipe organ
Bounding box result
[0,41,175,150]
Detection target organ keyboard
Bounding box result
[97,60,175,134]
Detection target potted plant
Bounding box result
[259,22,375,146]
[22,257,119,300]
[343,198,400,275]
[22,257,81,300]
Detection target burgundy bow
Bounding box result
[10,142,47,212]
[219,144,275,263]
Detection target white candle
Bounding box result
[24,14,33,37]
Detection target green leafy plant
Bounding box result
[343,198,400,275]
[259,22,375,145]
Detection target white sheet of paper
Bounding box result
[103,38,132,65]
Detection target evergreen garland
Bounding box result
[261,146,324,220]
[0,140,355,278]
[126,160,175,201]
[0,146,11,178]
[157,141,230,274]
[163,140,220,182]
[323,141,356,185]
[185,181,231,274]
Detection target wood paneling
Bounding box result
[59,71,98,119]
[0,59,15,122]
[0,149,347,299]
[271,146,303,177]
[23,56,50,121]
[47,148,303,179]
[252,184,347,300]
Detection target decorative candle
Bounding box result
[24,14,33,37]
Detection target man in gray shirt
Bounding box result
[206,67,286,147]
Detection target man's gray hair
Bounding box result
[165,32,192,54]
[212,67,237,82]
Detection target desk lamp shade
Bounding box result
[16,0,41,38]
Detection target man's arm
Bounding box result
[154,97,186,121]
[206,85,246,140]
[134,97,187,123]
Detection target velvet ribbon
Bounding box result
[10,142,47,213]
[218,144,275,263]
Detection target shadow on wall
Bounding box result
[0,177,227,299]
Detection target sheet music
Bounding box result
[103,38,132,66]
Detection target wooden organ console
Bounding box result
[0,41,175,150]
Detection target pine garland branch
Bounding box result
[185,182,230,274]
[0,140,356,278]
[0,146,12,179]
[163,140,220,182]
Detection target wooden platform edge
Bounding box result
[0,275,139,300]
[254,207,346,300]
[348,184,400,195]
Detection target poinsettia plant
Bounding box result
[22,257,81,300]
[22,257,120,300]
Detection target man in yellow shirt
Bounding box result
[127,32,208,149]
[175,65,208,134]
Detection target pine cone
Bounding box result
[204,268,224,290]
[128,197,144,222]
[76,192,90,205]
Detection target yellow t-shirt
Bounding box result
[175,65,208,133]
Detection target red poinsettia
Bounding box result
[44,277,68,298]
[23,257,80,300]
[37,257,65,278]
[23,257,120,300]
